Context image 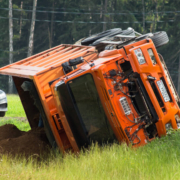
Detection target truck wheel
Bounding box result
[81,28,122,45]
[151,31,169,48]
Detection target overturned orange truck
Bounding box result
[0,28,180,152]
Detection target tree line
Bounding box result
[0,0,180,93]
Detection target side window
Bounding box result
[148,49,157,65]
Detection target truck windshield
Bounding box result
[68,73,116,144]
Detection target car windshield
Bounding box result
[68,73,116,144]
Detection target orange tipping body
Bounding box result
[0,38,179,152]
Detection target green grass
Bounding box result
[0,133,180,180]
[6,95,26,117]
[1,95,180,179]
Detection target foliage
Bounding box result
[0,0,179,92]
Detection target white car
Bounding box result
[0,90,7,117]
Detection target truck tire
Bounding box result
[81,28,122,45]
[151,31,169,48]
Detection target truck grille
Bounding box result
[149,80,164,108]
[119,97,131,115]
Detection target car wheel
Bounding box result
[0,112,5,117]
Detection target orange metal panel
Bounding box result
[43,49,88,68]
[0,44,96,78]
[37,47,81,67]
[22,46,66,66]
[30,46,74,67]
[0,68,36,78]
[10,65,45,71]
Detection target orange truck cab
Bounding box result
[0,28,179,152]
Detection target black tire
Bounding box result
[151,31,169,48]
[0,112,5,117]
[135,31,169,48]
[81,28,122,45]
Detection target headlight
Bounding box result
[0,97,7,104]
[0,90,6,99]
[134,48,146,65]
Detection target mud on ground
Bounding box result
[0,124,51,159]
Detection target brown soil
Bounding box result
[0,124,51,159]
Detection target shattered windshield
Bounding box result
[68,73,116,144]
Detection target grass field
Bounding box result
[0,95,180,180]
[6,95,26,117]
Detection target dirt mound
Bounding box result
[0,124,51,159]
[0,124,24,141]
